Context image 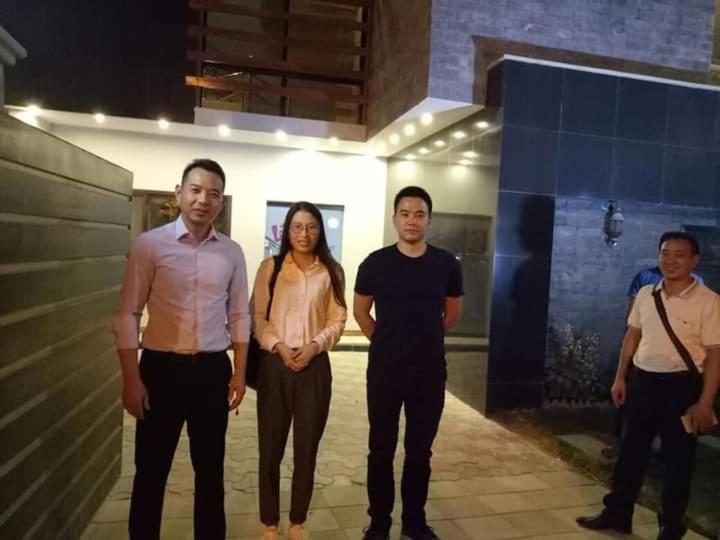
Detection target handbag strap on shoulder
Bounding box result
[265,255,283,321]
[651,286,700,377]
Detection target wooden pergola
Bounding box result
[185,0,372,125]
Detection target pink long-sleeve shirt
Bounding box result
[251,254,346,353]
[112,218,250,353]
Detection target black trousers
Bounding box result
[257,351,331,526]
[604,368,701,536]
[366,366,445,533]
[128,349,232,540]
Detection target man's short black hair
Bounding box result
[393,185,433,216]
[658,231,700,255]
[181,159,226,188]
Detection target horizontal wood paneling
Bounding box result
[187,49,368,82]
[0,329,115,419]
[0,394,122,539]
[0,258,126,317]
[189,0,368,31]
[56,456,121,540]
[0,159,131,225]
[0,291,118,370]
[0,114,132,196]
[188,24,369,56]
[0,339,116,469]
[0,112,129,539]
[1,221,129,264]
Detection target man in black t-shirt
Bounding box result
[354,186,464,540]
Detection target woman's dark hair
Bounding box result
[278,201,346,307]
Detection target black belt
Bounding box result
[634,367,698,379]
[144,349,227,362]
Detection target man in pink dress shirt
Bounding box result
[112,159,250,540]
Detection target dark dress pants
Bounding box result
[366,365,446,533]
[128,349,231,540]
[603,368,701,538]
[257,351,332,526]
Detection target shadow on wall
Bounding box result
[488,194,554,410]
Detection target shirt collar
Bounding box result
[656,277,698,297]
[283,252,320,269]
[174,217,218,242]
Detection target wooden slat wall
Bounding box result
[0,113,132,540]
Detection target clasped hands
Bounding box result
[275,342,320,372]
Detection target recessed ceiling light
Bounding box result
[405,154,416,160]
[452,131,467,140]
[218,124,231,136]
[418,147,430,155]
[158,118,170,130]
[434,140,446,147]
[403,123,416,136]
[389,134,400,145]
[463,151,479,158]
[94,113,106,124]
[329,136,339,146]
[458,159,472,166]
[26,104,41,115]
[420,113,433,126]
[476,121,490,129]
[275,130,287,141]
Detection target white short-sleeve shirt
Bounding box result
[628,279,720,373]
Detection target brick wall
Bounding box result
[429,0,716,104]
[549,198,720,370]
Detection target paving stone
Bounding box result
[82,352,671,540]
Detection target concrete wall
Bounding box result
[0,114,131,539]
[51,126,388,332]
[429,0,717,105]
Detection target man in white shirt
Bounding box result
[577,232,720,540]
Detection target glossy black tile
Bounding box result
[663,146,714,207]
[561,69,618,137]
[488,253,551,383]
[616,78,668,143]
[494,192,555,257]
[499,126,559,194]
[502,60,563,130]
[557,133,612,198]
[610,140,663,203]
[667,86,717,149]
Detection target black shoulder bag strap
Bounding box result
[265,255,283,321]
[652,286,700,377]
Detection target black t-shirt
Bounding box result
[354,244,464,372]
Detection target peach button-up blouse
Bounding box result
[251,254,346,353]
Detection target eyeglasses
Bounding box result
[289,223,320,235]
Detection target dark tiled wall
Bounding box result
[486,59,720,411]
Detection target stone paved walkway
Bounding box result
[81,352,709,539]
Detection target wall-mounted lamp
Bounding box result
[603,200,624,247]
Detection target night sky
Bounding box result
[1,0,195,122]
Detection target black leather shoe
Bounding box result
[576,511,632,534]
[401,526,440,540]
[361,527,390,540]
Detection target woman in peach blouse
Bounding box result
[251,201,347,540]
